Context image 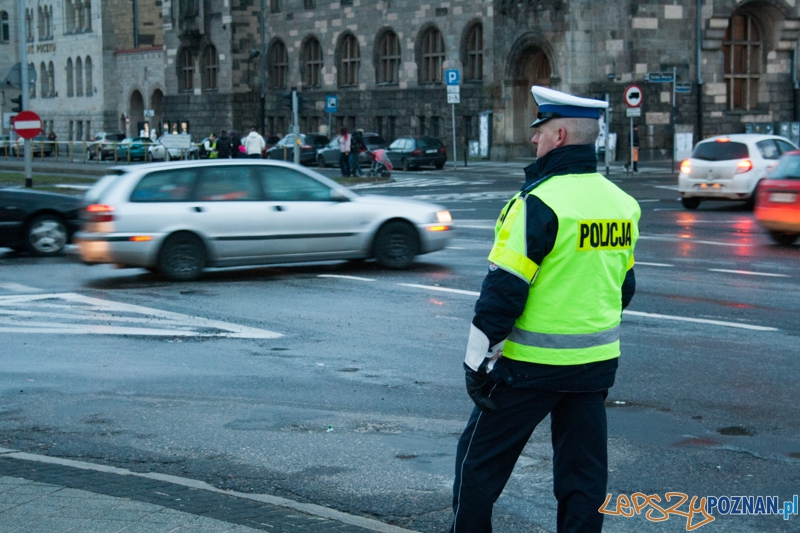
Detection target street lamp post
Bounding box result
[260,0,267,135]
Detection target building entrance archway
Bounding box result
[508,47,551,158]
[129,90,145,136]
[151,89,164,138]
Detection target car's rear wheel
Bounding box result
[681,197,701,209]
[435,162,445,170]
[26,214,68,256]
[768,231,799,246]
[317,155,326,167]
[373,221,419,270]
[401,158,410,172]
[158,233,206,281]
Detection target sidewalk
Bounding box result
[0,448,416,533]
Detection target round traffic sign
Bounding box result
[12,110,43,139]
[624,85,643,108]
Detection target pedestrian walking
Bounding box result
[450,85,641,533]
[338,127,351,177]
[230,130,242,158]
[217,130,232,159]
[350,129,366,177]
[243,127,265,159]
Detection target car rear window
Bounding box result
[86,172,126,203]
[130,169,197,202]
[416,138,442,149]
[769,155,800,179]
[692,141,749,161]
[364,135,386,146]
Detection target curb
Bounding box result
[0,447,418,533]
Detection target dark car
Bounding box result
[11,134,54,157]
[386,136,447,171]
[87,132,126,161]
[317,132,388,168]
[266,133,330,165]
[0,188,83,256]
[261,135,281,158]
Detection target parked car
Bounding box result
[261,135,281,158]
[76,160,453,280]
[677,134,798,209]
[754,150,800,245]
[0,188,83,256]
[266,133,330,165]
[11,134,54,157]
[147,135,199,161]
[86,132,126,160]
[115,137,151,161]
[316,133,388,168]
[386,136,448,171]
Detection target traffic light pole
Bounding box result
[292,89,300,165]
[18,0,32,187]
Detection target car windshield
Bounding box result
[769,155,800,179]
[692,141,749,161]
[416,138,442,149]
[364,135,386,146]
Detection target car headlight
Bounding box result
[436,210,452,223]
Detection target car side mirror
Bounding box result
[331,190,350,202]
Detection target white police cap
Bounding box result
[530,86,608,128]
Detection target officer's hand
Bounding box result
[464,365,499,413]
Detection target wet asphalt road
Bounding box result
[0,164,799,533]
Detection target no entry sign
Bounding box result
[12,110,43,139]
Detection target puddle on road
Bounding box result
[718,426,755,437]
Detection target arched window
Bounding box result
[37,6,44,40]
[338,34,360,87]
[65,2,75,33]
[178,48,194,91]
[202,45,219,90]
[723,13,761,111]
[377,30,401,85]
[84,56,93,96]
[66,58,74,97]
[48,61,55,96]
[83,1,92,31]
[75,56,83,96]
[1,11,9,43]
[465,23,483,81]
[302,37,322,88]
[269,40,288,88]
[39,62,47,97]
[419,27,445,84]
[25,9,33,42]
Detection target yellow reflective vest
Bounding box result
[488,172,641,366]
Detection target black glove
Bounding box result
[464,364,499,413]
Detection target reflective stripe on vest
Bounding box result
[508,324,620,349]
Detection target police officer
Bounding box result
[450,86,641,533]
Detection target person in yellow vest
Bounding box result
[450,86,641,533]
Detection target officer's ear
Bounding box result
[554,126,568,147]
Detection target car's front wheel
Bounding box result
[373,221,419,270]
[317,155,326,168]
[26,214,68,256]
[158,233,206,281]
[401,158,410,172]
[768,231,799,246]
[681,197,701,209]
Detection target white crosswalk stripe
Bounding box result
[350,176,492,189]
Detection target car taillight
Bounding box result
[411,149,423,156]
[439,146,446,153]
[680,160,691,174]
[301,144,312,149]
[86,204,115,222]
[736,159,753,174]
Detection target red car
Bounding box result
[754,150,800,245]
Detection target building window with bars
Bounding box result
[302,37,322,88]
[304,0,315,8]
[84,56,92,96]
[202,45,219,90]
[270,0,281,13]
[377,30,401,85]
[66,58,74,97]
[178,48,194,92]
[338,34,360,87]
[1,11,9,42]
[269,40,288,88]
[465,23,483,81]
[419,27,444,84]
[723,13,761,111]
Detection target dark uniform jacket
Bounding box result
[476,144,636,392]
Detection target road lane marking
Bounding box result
[638,235,753,247]
[0,293,282,339]
[397,283,481,296]
[708,269,790,278]
[317,274,375,282]
[0,283,43,293]
[622,310,778,331]
[636,262,674,267]
[636,199,661,203]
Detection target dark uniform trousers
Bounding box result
[450,383,608,533]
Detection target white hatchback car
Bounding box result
[76,160,453,280]
[678,134,798,209]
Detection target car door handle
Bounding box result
[273,205,284,212]
[193,206,204,213]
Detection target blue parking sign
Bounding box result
[325,95,338,113]
[445,70,460,86]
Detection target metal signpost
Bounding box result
[18,0,32,187]
[446,70,459,170]
[624,85,643,176]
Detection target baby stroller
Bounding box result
[367,148,393,178]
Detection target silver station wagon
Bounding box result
[76,160,453,280]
